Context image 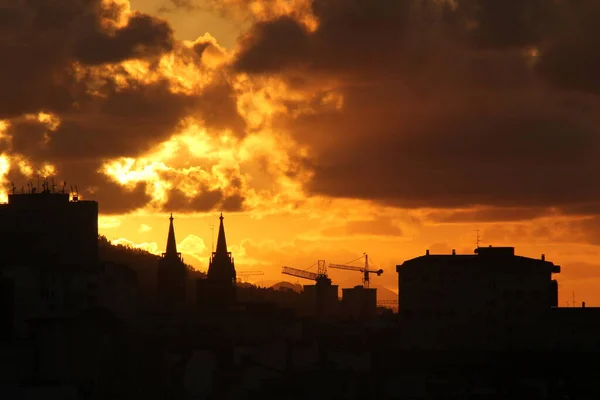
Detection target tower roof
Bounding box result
[215,213,228,255]
[165,213,178,258]
[207,212,236,285]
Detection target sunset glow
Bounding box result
[1,0,600,306]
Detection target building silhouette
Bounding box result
[196,213,237,308]
[157,214,187,310]
[0,186,137,339]
[0,189,98,266]
[395,246,561,349]
[341,285,377,321]
[5,183,600,398]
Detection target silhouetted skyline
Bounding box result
[3,1,600,396]
[1,0,600,306]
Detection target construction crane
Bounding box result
[281,260,331,285]
[328,253,383,288]
[237,270,264,284]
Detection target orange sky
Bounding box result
[2,0,600,305]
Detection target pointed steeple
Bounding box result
[215,213,228,255]
[165,213,178,258]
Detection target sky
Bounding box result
[1,0,600,305]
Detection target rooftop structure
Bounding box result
[0,185,98,267]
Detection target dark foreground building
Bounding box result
[395,246,560,350]
[0,188,98,266]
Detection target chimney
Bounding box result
[452,249,456,255]
[541,254,545,261]
[426,249,430,256]
[582,302,586,308]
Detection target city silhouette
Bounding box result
[3,0,600,398]
[0,183,598,399]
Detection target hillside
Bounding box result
[98,235,205,307]
[270,281,304,293]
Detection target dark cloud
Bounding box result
[7,79,195,161]
[89,179,152,215]
[0,0,175,119]
[560,262,600,282]
[0,1,249,215]
[74,13,174,65]
[473,216,600,248]
[450,0,551,49]
[535,0,600,94]
[163,188,245,212]
[231,0,600,216]
[234,17,312,74]
[426,207,557,224]
[196,81,246,136]
[163,188,223,211]
[321,217,403,237]
[4,158,152,214]
[158,165,246,212]
[302,86,600,210]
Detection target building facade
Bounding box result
[0,191,98,266]
[395,246,561,349]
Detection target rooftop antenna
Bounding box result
[475,230,481,249]
[62,181,66,194]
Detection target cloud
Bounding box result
[160,0,201,12]
[0,1,296,215]
[0,1,202,213]
[112,237,160,254]
[229,0,600,216]
[560,261,600,282]
[474,216,600,248]
[99,216,122,229]
[320,217,403,238]
[139,224,153,232]
[178,234,208,263]
[425,207,558,223]
[7,0,600,220]
[0,0,175,119]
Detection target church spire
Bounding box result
[215,213,228,255]
[165,213,178,258]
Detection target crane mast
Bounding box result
[328,253,383,288]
